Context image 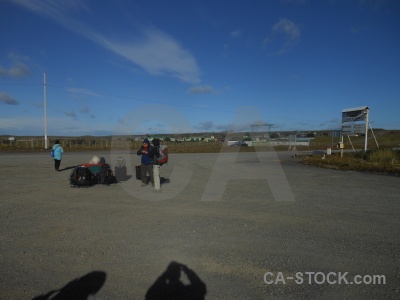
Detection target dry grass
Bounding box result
[301,148,400,176]
[309,129,400,149]
[0,142,262,154]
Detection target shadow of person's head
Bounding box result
[146,261,206,300]
[165,261,182,283]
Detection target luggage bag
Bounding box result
[115,165,127,181]
[114,157,127,181]
[135,164,141,180]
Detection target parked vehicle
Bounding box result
[229,141,248,147]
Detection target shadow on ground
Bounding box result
[146,261,207,300]
[32,271,106,300]
[31,262,206,300]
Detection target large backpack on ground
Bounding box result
[156,145,168,165]
[99,163,117,185]
[69,166,95,187]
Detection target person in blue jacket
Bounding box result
[52,140,64,171]
[136,138,154,186]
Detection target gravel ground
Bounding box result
[0,150,399,299]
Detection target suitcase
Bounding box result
[114,157,127,182]
[135,164,141,180]
[114,165,127,181]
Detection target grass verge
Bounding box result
[301,148,400,176]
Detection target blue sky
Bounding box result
[1,0,399,136]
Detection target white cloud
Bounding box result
[188,85,214,94]
[273,18,301,39]
[64,111,77,119]
[96,28,201,84]
[195,121,216,131]
[319,118,341,129]
[230,29,242,38]
[0,92,19,105]
[263,18,301,55]
[9,0,88,22]
[10,0,201,84]
[0,52,31,78]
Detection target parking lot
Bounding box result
[0,150,399,299]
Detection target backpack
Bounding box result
[156,145,168,165]
[50,145,58,157]
[99,163,117,185]
[69,166,95,187]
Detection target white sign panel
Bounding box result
[342,106,369,123]
[341,123,366,135]
[341,106,369,136]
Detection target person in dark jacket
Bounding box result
[137,138,154,186]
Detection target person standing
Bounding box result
[52,140,64,171]
[151,138,161,192]
[136,138,154,186]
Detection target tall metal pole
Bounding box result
[340,134,344,158]
[44,73,48,149]
[364,108,369,151]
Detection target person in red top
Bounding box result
[136,138,154,186]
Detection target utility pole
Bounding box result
[44,73,48,149]
[364,108,369,151]
[340,134,344,158]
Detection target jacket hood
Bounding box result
[143,138,150,144]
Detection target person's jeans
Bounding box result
[141,164,154,185]
[54,159,61,171]
[153,164,161,190]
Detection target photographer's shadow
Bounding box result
[32,271,106,300]
[146,261,206,300]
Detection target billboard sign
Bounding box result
[341,106,370,151]
[341,123,366,135]
[342,106,369,123]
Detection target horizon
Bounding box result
[2,127,397,140]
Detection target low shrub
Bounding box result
[301,149,400,176]
[365,148,399,164]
